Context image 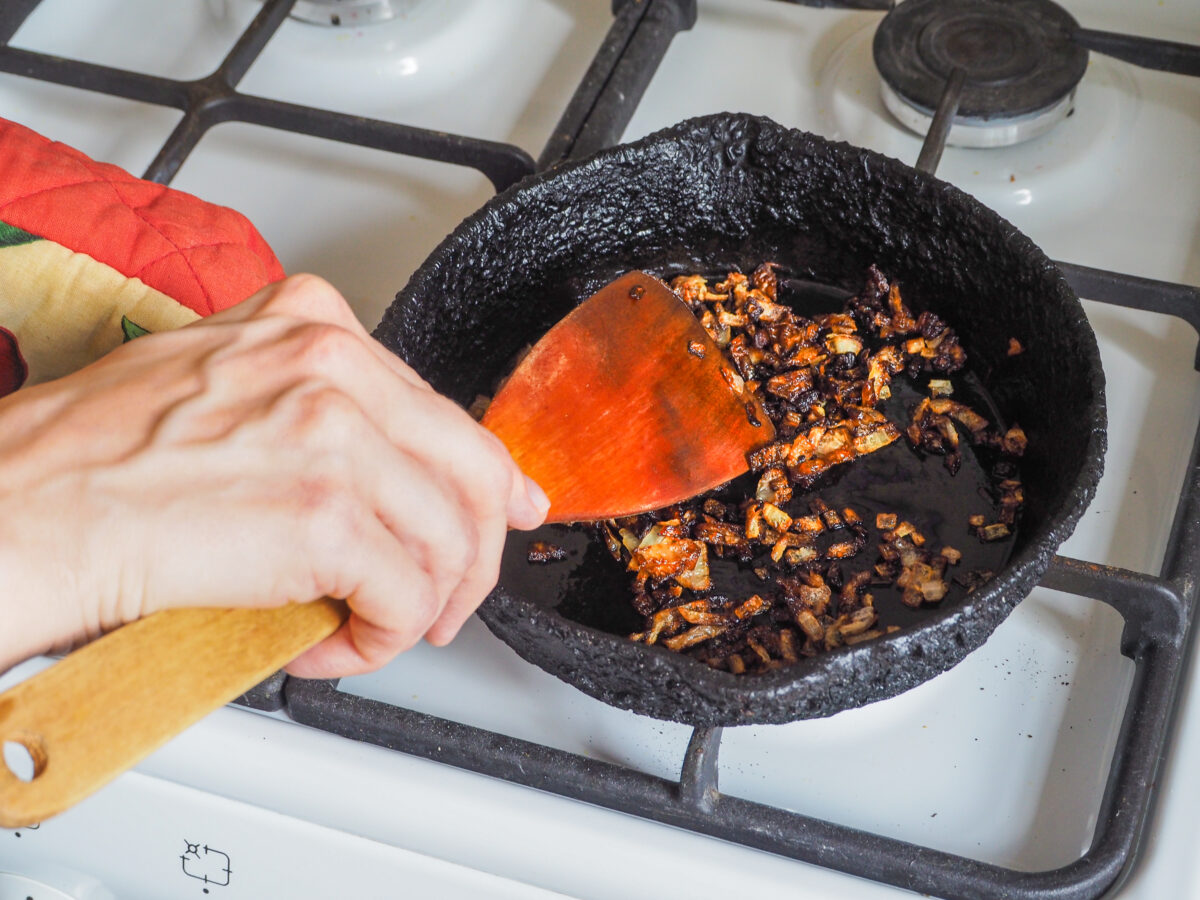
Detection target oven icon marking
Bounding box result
[180,839,232,889]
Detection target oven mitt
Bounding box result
[0,117,284,399]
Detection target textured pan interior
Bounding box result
[374,113,1106,726]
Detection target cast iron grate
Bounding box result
[2,2,1198,898]
[0,0,696,191]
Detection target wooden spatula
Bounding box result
[0,271,773,827]
[487,270,774,522]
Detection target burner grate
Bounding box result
[873,0,1200,149]
[2,2,1199,898]
[0,0,698,194]
[874,0,1089,122]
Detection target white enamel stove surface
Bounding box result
[1,1,1198,897]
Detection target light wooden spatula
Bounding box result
[0,271,774,827]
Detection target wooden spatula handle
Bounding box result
[0,598,347,827]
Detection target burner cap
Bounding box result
[289,0,411,27]
[873,0,1088,121]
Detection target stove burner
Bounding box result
[873,0,1089,146]
[289,0,413,27]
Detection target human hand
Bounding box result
[0,274,548,677]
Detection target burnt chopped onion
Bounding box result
[533,265,1025,674]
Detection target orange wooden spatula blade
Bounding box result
[483,271,776,523]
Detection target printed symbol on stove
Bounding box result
[180,839,232,890]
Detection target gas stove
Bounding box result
[0,1,1198,898]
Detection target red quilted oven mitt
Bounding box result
[0,117,285,397]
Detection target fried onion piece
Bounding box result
[694,519,752,559]
[674,545,712,591]
[636,608,685,645]
[1002,425,1028,456]
[630,538,704,586]
[671,274,728,309]
[751,262,779,299]
[778,628,800,662]
[755,466,793,505]
[863,345,905,405]
[765,367,814,402]
[664,624,726,652]
[836,606,878,638]
[844,628,886,646]
[677,600,728,626]
[794,608,825,643]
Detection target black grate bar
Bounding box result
[678,726,721,813]
[1161,387,1200,589]
[1058,261,1200,327]
[1073,28,1200,77]
[145,93,536,190]
[914,67,965,175]
[216,0,295,89]
[1056,260,1200,368]
[284,669,1138,900]
[0,0,41,45]
[539,0,697,168]
[0,46,189,108]
[538,0,646,168]
[1041,556,1186,648]
[143,114,208,186]
[220,94,535,192]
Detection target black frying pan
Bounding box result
[373,113,1106,726]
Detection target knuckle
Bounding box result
[352,630,401,671]
[285,272,335,295]
[465,546,504,599]
[285,384,358,439]
[300,484,360,558]
[450,520,481,574]
[474,437,517,496]
[476,425,513,461]
[292,322,361,373]
[410,576,441,627]
[477,557,503,598]
[264,273,341,315]
[426,512,478,579]
[369,582,439,659]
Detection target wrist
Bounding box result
[0,492,90,674]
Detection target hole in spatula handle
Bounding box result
[2,735,46,782]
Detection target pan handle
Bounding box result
[0,597,347,828]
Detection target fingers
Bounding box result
[425,473,549,646]
[423,507,507,647]
[212,275,551,664]
[256,312,550,532]
[285,517,439,679]
[209,276,551,530]
[270,381,527,664]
